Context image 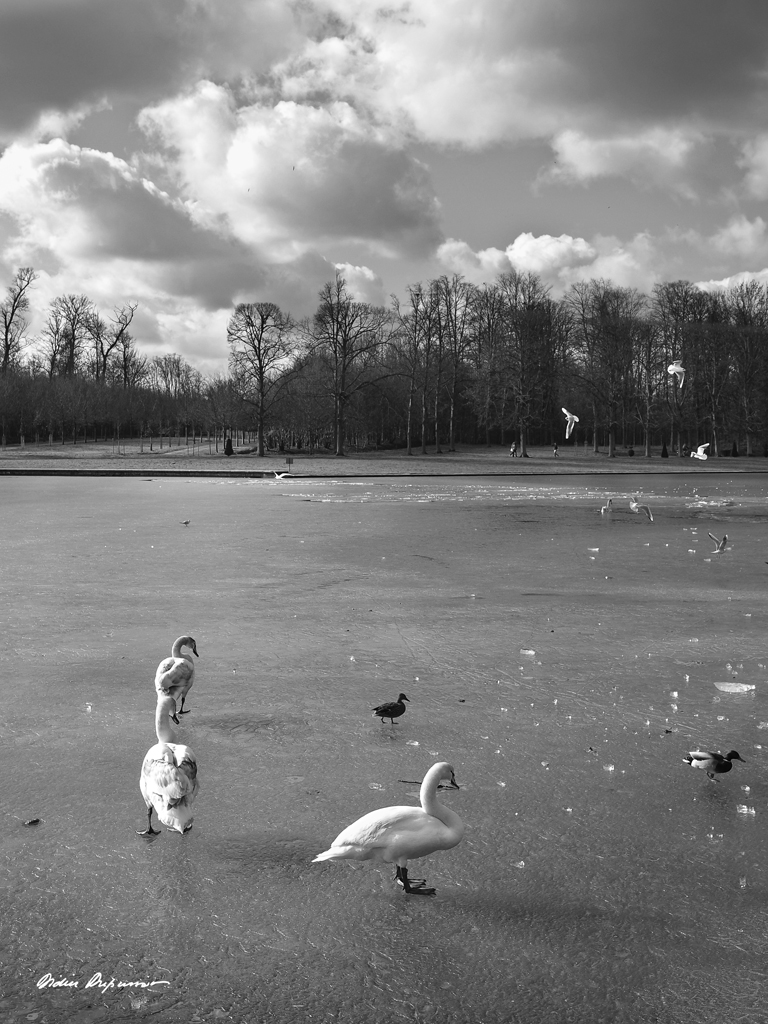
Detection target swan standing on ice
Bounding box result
[691,443,709,460]
[683,749,744,781]
[372,693,410,724]
[600,498,613,515]
[668,360,685,387]
[313,762,463,895]
[155,636,198,722]
[629,495,654,521]
[708,532,728,553]
[137,695,198,835]
[562,408,579,439]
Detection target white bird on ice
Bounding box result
[312,762,463,896]
[137,695,198,836]
[691,443,709,461]
[154,635,198,722]
[629,495,654,522]
[708,532,728,553]
[600,498,613,515]
[562,408,579,439]
[668,360,685,387]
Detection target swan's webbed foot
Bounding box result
[177,709,191,715]
[395,867,435,896]
[171,714,180,725]
[137,809,160,836]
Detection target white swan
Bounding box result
[691,443,709,461]
[313,762,463,895]
[137,695,198,835]
[155,636,198,721]
[562,407,579,439]
[668,360,685,387]
[600,498,613,515]
[629,495,654,522]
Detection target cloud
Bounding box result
[333,262,386,305]
[739,135,768,199]
[543,128,705,193]
[437,230,661,293]
[137,81,442,258]
[707,215,768,260]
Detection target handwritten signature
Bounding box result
[37,972,170,993]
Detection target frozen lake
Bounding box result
[1,473,767,1024]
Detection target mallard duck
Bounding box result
[313,761,463,895]
[683,749,745,780]
[154,636,198,721]
[138,695,198,835]
[372,692,410,724]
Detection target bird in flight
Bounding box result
[629,495,653,521]
[562,408,579,439]
[668,360,685,387]
[691,443,709,461]
[708,532,727,553]
[600,498,613,515]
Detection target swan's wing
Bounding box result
[331,806,427,848]
[155,657,195,695]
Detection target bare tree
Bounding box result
[51,294,94,376]
[305,276,393,456]
[227,302,297,455]
[0,267,37,374]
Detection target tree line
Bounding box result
[2,265,768,457]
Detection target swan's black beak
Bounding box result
[439,776,460,791]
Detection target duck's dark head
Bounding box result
[397,693,410,702]
[725,750,745,762]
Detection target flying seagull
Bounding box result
[691,443,709,461]
[708,532,728,553]
[562,408,579,439]
[668,360,685,387]
[629,495,654,522]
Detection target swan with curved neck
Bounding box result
[313,761,463,895]
[138,695,198,836]
[155,635,198,722]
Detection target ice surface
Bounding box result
[1,473,767,1023]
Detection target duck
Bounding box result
[138,695,199,835]
[313,761,463,895]
[629,495,654,522]
[155,636,198,722]
[683,749,745,781]
[372,692,410,724]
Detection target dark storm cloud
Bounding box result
[0,0,192,136]
[530,0,768,128]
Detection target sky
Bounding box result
[4,0,768,375]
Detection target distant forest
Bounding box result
[2,266,768,457]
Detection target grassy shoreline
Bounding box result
[1,440,767,476]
